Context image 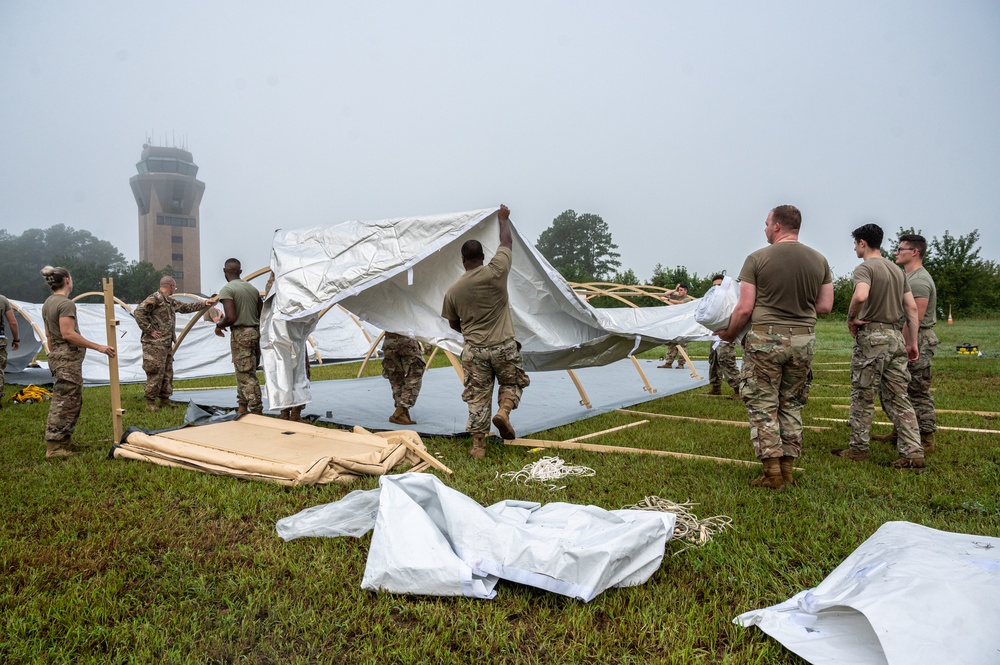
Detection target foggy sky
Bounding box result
[2,0,998,293]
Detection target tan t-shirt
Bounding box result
[906,266,937,329]
[42,294,80,348]
[441,246,515,347]
[218,279,261,328]
[738,241,833,327]
[853,257,911,324]
[0,294,11,338]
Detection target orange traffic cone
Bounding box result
[947,306,953,325]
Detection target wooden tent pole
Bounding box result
[813,417,1000,435]
[356,330,385,379]
[443,349,464,382]
[506,438,804,471]
[829,404,1000,417]
[618,409,831,432]
[566,369,592,409]
[565,420,648,442]
[102,278,124,444]
[629,356,656,394]
[676,345,702,380]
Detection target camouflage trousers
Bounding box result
[461,339,530,434]
[230,326,262,413]
[142,343,175,400]
[45,346,85,442]
[849,327,922,457]
[709,341,740,390]
[740,330,815,460]
[382,335,425,409]
[664,342,689,367]
[880,328,937,434]
[0,338,7,399]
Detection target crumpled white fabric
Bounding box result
[734,521,1000,665]
[694,275,740,332]
[277,473,676,602]
[261,208,718,409]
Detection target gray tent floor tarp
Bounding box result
[172,358,711,438]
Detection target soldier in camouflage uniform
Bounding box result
[39,266,116,458]
[872,234,938,452]
[442,204,530,458]
[1,294,20,407]
[715,206,834,490]
[706,276,740,397]
[134,276,217,411]
[214,259,264,415]
[834,224,924,469]
[659,284,696,369]
[382,332,425,425]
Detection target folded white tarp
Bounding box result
[262,207,713,409]
[734,521,1000,665]
[277,472,676,602]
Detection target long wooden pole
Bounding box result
[505,438,804,471]
[829,404,1000,417]
[102,278,124,444]
[813,417,1000,435]
[565,420,648,442]
[618,409,832,432]
[356,330,385,378]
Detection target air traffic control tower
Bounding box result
[129,144,205,293]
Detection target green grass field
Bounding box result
[3,318,999,664]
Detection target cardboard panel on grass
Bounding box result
[113,414,449,486]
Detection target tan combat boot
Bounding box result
[492,399,517,440]
[889,455,926,470]
[278,408,291,420]
[870,429,898,443]
[749,458,785,490]
[469,433,487,459]
[708,385,722,396]
[146,399,159,412]
[290,406,305,422]
[236,405,248,416]
[830,448,869,462]
[389,406,408,425]
[159,397,178,409]
[920,431,936,454]
[779,456,796,486]
[45,439,76,459]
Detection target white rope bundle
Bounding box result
[499,456,596,491]
[624,496,733,555]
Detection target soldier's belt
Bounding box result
[750,324,814,336]
[858,322,900,332]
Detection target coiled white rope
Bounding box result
[499,456,596,491]
[623,496,734,555]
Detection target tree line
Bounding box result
[536,210,1000,316]
[0,225,173,303]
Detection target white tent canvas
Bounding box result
[11,298,379,386]
[735,521,1000,665]
[262,207,713,409]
